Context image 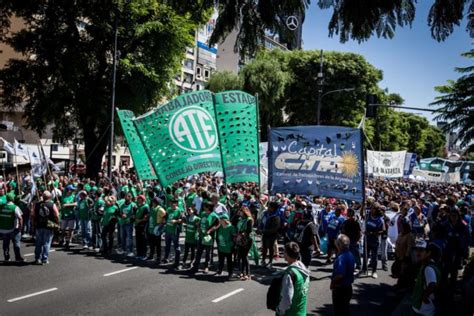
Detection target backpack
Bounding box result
[266,268,297,311]
[293,222,311,244]
[37,202,51,227]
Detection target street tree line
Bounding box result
[207,50,446,158]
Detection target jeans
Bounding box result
[91,220,102,249]
[332,285,353,316]
[35,228,53,262]
[349,242,361,269]
[300,246,312,268]
[380,237,388,268]
[135,225,147,257]
[192,238,211,270]
[2,229,22,260]
[363,242,379,273]
[164,233,181,266]
[120,223,134,253]
[80,219,92,247]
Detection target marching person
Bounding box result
[216,213,235,279]
[0,193,24,262]
[60,185,77,249]
[236,206,254,280]
[134,195,149,260]
[276,242,310,316]
[331,234,355,316]
[100,195,119,255]
[119,192,137,257]
[163,198,184,268]
[363,205,384,279]
[32,191,59,264]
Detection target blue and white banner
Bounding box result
[268,126,364,201]
[403,152,417,176]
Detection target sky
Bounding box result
[302,2,472,123]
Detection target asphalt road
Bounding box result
[0,239,399,316]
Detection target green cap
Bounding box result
[219,213,230,220]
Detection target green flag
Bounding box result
[116,109,157,180]
[133,90,222,187]
[214,91,260,184]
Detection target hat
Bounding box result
[137,194,146,201]
[66,184,76,191]
[219,213,230,220]
[79,190,87,196]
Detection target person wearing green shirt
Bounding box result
[91,189,105,251]
[216,213,236,279]
[119,193,137,257]
[163,199,183,268]
[146,198,166,263]
[77,190,93,249]
[116,191,126,251]
[135,195,149,260]
[183,207,200,268]
[190,202,217,274]
[0,188,7,205]
[100,195,118,255]
[60,185,77,249]
[276,242,311,316]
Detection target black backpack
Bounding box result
[266,268,297,311]
[36,202,51,227]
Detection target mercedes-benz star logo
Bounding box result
[286,16,299,31]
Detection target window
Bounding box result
[184,59,194,70]
[196,67,201,76]
[204,70,210,78]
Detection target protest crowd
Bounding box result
[0,169,473,316]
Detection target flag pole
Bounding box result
[13,144,22,195]
[39,140,53,182]
[212,93,226,186]
[255,93,261,192]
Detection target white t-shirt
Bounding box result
[412,265,437,316]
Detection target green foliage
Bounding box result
[206,71,243,92]
[0,0,213,176]
[431,47,474,150]
[210,1,472,56]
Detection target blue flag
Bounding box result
[268,126,364,201]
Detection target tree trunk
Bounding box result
[83,126,109,178]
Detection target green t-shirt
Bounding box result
[77,198,91,221]
[61,194,76,220]
[135,204,149,227]
[102,205,118,227]
[217,224,236,253]
[164,208,182,235]
[0,195,7,205]
[185,214,200,244]
[186,193,196,209]
[148,205,158,234]
[119,201,136,225]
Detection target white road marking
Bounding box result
[103,267,138,277]
[24,249,56,257]
[211,288,244,303]
[7,288,58,303]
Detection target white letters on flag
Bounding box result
[367,150,406,178]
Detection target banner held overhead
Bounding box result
[116,109,157,180]
[367,150,406,178]
[214,91,259,184]
[268,126,364,201]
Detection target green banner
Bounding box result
[116,109,157,180]
[133,90,222,187]
[215,91,259,184]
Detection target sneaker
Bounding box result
[15,257,25,263]
[42,260,49,265]
[368,271,373,277]
[372,272,378,279]
[115,249,124,255]
[353,269,360,276]
[94,248,100,252]
[126,252,134,257]
[215,271,222,276]
[382,265,388,271]
[203,267,209,274]
[34,259,43,265]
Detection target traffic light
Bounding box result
[366,94,378,118]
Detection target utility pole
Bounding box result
[107,8,119,179]
[316,49,324,125]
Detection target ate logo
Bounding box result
[169,106,218,153]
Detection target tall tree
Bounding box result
[0,0,213,176]
[206,70,243,92]
[431,47,474,151]
[210,1,472,56]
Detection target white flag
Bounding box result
[48,158,60,172]
[28,149,42,166]
[1,138,15,155]
[14,139,29,159]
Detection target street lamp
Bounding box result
[316,88,355,125]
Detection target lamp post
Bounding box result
[316,88,355,125]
